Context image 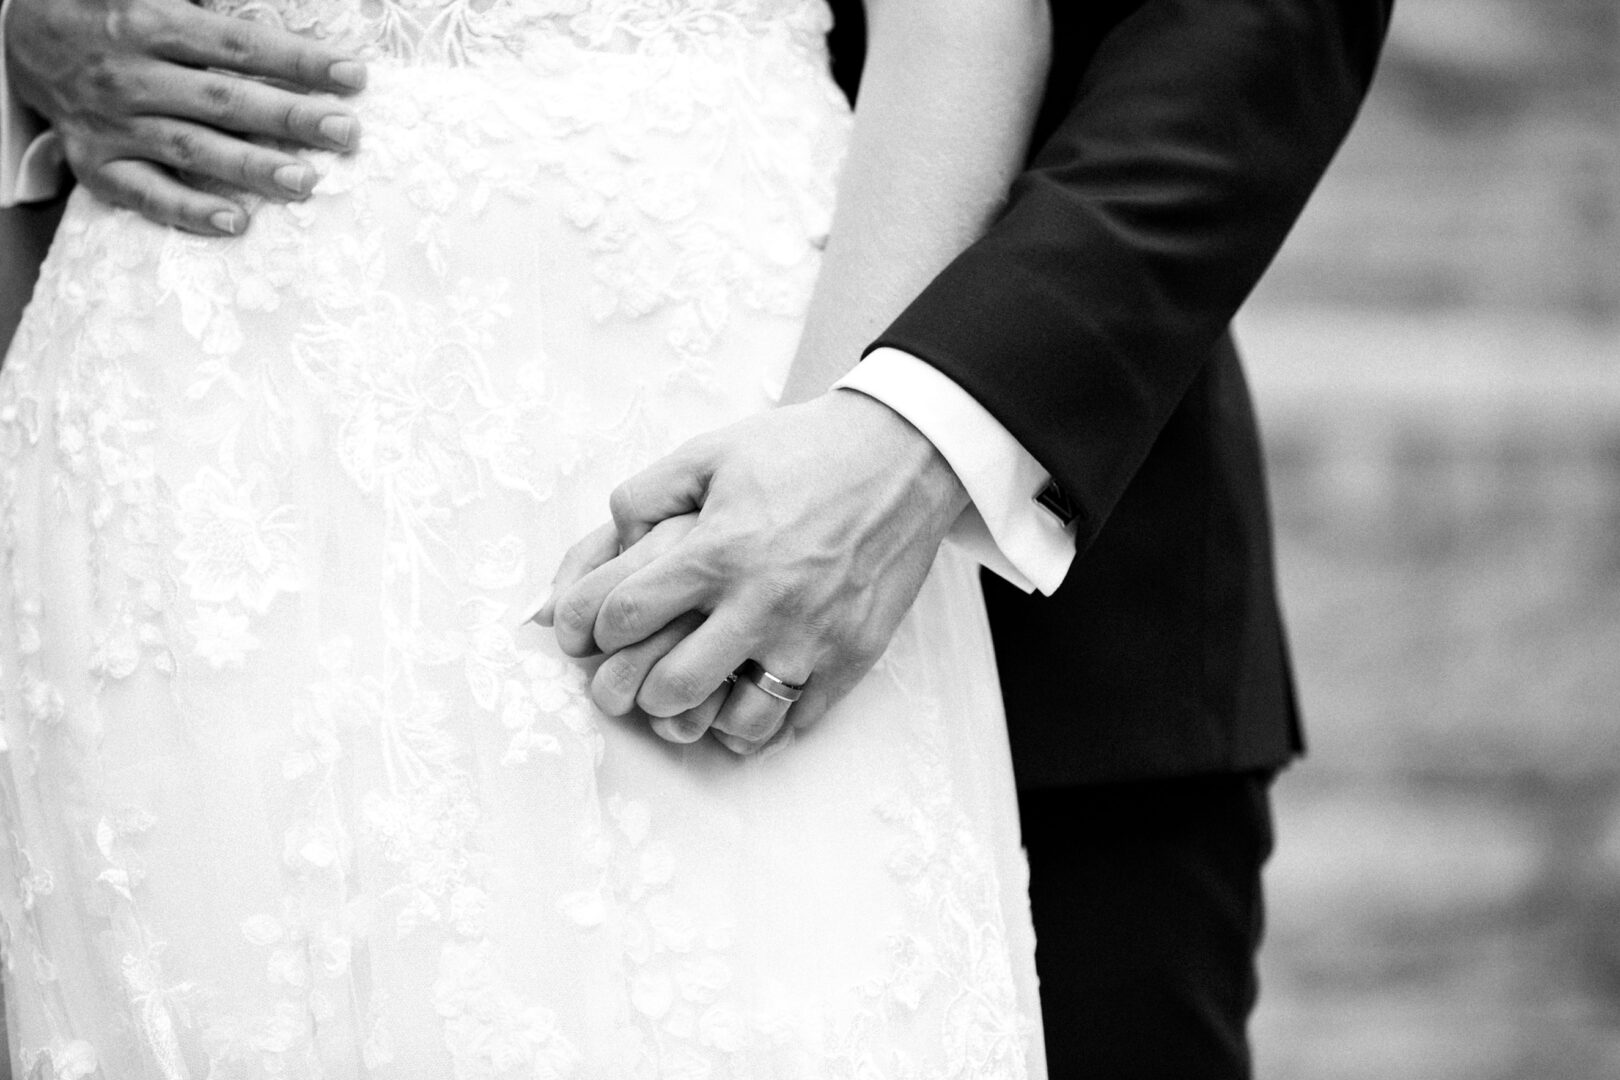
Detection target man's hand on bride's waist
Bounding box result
[532,390,970,755]
[6,0,366,235]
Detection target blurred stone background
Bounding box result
[1239,0,1620,1075]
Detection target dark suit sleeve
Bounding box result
[0,194,66,358]
[867,0,1393,550]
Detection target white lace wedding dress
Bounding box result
[0,2,1044,1077]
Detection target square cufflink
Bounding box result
[1034,478,1080,528]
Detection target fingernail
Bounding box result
[274,164,315,196]
[318,115,357,149]
[655,717,704,744]
[714,731,757,756]
[210,210,243,235]
[328,60,367,91]
[514,582,554,627]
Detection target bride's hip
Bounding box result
[10,42,848,411]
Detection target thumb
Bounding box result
[609,439,716,548]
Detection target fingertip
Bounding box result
[609,505,648,551]
[756,724,797,760]
[588,683,631,719]
[618,523,652,550]
[550,591,602,657]
[535,595,557,627]
[556,636,599,660]
[651,715,709,745]
[317,114,359,151]
[327,60,367,92]
[273,163,318,199]
[209,209,245,236]
[712,730,762,756]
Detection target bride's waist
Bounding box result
[335,45,848,143]
[204,0,833,70]
[311,52,848,187]
[272,55,847,253]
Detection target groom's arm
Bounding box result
[0,195,63,355]
[864,0,1393,553]
[0,1,63,356]
[834,347,1078,596]
[575,0,1394,617]
[546,0,1393,752]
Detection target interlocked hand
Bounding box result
[536,391,969,755]
[6,0,366,234]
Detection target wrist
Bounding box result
[827,387,971,525]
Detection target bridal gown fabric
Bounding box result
[0,2,1045,1076]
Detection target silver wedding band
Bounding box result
[736,659,805,704]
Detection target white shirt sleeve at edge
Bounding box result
[834,347,1078,598]
[0,0,67,208]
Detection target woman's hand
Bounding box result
[6,0,367,235]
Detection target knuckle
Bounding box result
[591,656,640,713]
[689,529,739,579]
[596,592,642,641]
[84,58,125,106]
[553,592,599,650]
[201,77,240,116]
[851,625,890,665]
[757,574,802,617]
[115,69,155,109]
[141,5,183,53]
[215,27,255,65]
[104,3,159,45]
[165,129,201,167]
[275,100,302,135]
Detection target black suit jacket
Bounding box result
[828,0,1392,788]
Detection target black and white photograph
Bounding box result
[0,0,1612,1077]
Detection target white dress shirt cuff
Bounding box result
[0,0,66,207]
[835,347,1077,596]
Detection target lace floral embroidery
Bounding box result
[205,0,833,67]
[0,1,1039,1075]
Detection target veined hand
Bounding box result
[534,390,970,755]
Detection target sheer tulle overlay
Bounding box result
[0,3,1044,1076]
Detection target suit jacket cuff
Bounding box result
[0,0,65,207]
[834,347,1076,596]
